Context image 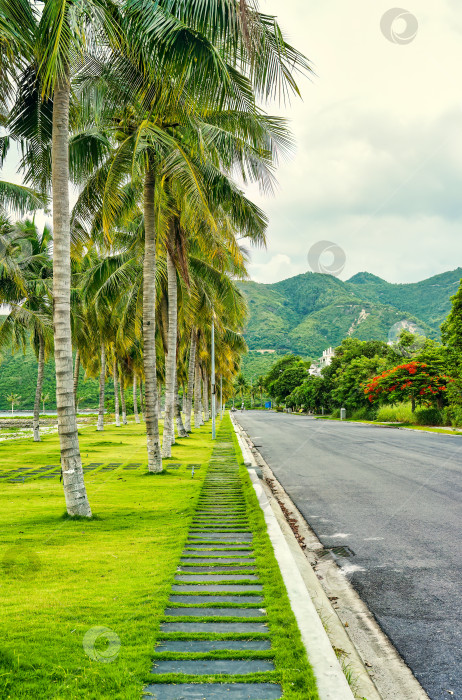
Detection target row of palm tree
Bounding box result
[0,0,309,517]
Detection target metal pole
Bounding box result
[211,317,216,439]
[220,375,223,418]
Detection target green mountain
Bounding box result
[1,268,460,406]
[238,267,462,361]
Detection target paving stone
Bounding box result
[181,558,256,564]
[171,585,263,593]
[184,546,252,551]
[183,553,254,558]
[155,639,270,652]
[160,622,268,634]
[143,683,282,699]
[178,566,256,573]
[38,475,56,479]
[190,527,250,531]
[151,658,274,675]
[189,533,252,540]
[169,595,263,605]
[193,516,248,520]
[164,608,265,618]
[175,574,259,582]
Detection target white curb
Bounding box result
[231,419,355,700]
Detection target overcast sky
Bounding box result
[2,1,462,286]
[245,0,462,284]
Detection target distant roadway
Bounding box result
[236,410,462,700]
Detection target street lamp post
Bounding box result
[211,316,216,440]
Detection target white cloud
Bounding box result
[244,0,462,283]
[1,0,461,287]
[248,254,296,283]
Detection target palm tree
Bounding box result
[256,375,265,407]
[235,373,249,406]
[41,392,49,412]
[7,392,20,415]
[75,0,309,474]
[0,220,53,441]
[0,0,123,516]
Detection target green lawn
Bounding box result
[0,416,319,699]
[0,419,216,699]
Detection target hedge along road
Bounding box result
[236,410,462,700]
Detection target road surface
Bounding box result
[236,411,462,700]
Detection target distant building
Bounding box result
[255,349,276,354]
[309,347,335,377]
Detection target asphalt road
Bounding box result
[236,411,462,700]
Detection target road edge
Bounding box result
[232,415,356,700]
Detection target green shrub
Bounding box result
[329,408,340,419]
[376,402,414,423]
[443,405,462,427]
[414,407,444,426]
[350,406,376,421]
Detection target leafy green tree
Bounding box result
[442,279,462,371]
[271,361,308,405]
[364,361,453,411]
[264,354,302,397]
[286,377,330,413]
[331,354,387,411]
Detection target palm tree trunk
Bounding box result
[175,373,188,437]
[133,374,140,423]
[113,356,121,427]
[162,251,178,457]
[194,358,203,427]
[73,349,80,410]
[139,377,145,421]
[184,327,196,432]
[120,371,128,425]
[52,76,91,517]
[143,169,162,472]
[97,344,105,431]
[33,335,45,442]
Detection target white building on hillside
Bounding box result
[309,347,335,377]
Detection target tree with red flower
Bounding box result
[363,362,453,412]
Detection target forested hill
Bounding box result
[238,267,462,358]
[1,268,460,409]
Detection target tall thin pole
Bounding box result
[211,317,216,439]
[220,375,223,418]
